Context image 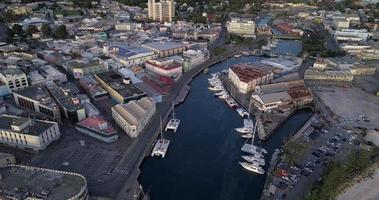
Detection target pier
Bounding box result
[175,85,190,105]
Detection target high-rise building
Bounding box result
[148,0,176,22]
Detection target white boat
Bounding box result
[208,77,220,82]
[234,54,241,58]
[225,98,238,108]
[236,108,249,118]
[214,91,226,96]
[218,94,229,99]
[165,103,181,132]
[211,72,221,77]
[235,127,253,134]
[244,119,254,128]
[242,155,265,165]
[208,85,223,92]
[241,133,253,139]
[152,118,170,158]
[242,144,268,154]
[239,162,265,174]
[241,51,249,56]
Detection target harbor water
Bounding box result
[139,44,312,199]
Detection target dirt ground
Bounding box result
[337,168,379,200]
[314,86,379,130]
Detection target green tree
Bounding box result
[41,23,52,36]
[26,25,39,35]
[11,24,23,35]
[54,25,68,39]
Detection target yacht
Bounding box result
[244,119,254,128]
[241,133,253,139]
[218,94,229,99]
[242,155,265,166]
[208,85,223,92]
[241,144,268,154]
[235,127,253,134]
[236,108,249,118]
[241,51,250,56]
[225,98,238,108]
[239,162,265,174]
[234,54,241,58]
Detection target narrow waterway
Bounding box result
[139,49,312,200]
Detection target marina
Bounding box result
[140,42,312,200]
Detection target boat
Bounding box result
[218,94,229,99]
[236,108,249,118]
[165,102,181,132]
[235,127,253,134]
[241,133,253,139]
[244,119,254,128]
[242,144,268,154]
[239,162,265,174]
[242,155,265,165]
[225,98,238,108]
[241,51,249,56]
[208,85,223,92]
[151,118,170,158]
[203,68,209,74]
[211,72,220,77]
[214,90,227,96]
[234,54,241,58]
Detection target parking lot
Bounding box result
[269,120,357,200]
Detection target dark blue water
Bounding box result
[139,56,313,200]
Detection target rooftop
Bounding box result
[109,45,154,60]
[0,165,86,200]
[230,63,273,83]
[142,41,185,51]
[0,115,55,136]
[15,84,59,109]
[0,67,25,76]
[96,71,145,99]
[45,82,84,111]
[64,58,103,69]
[77,116,117,136]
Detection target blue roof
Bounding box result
[110,45,153,59]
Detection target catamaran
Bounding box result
[165,102,180,132]
[235,127,253,134]
[239,162,265,174]
[152,118,170,158]
[241,122,268,154]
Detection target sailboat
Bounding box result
[235,102,254,133]
[165,102,180,132]
[152,118,170,158]
[241,123,268,154]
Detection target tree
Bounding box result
[41,23,52,36]
[54,25,68,39]
[26,25,39,35]
[11,24,23,35]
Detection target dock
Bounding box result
[261,149,281,200]
[151,139,170,158]
[175,85,191,105]
[165,118,181,132]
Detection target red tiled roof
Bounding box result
[231,63,272,83]
[146,60,182,70]
[77,117,116,135]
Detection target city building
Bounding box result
[259,56,303,74]
[62,58,108,79]
[147,0,176,22]
[334,29,369,42]
[0,68,28,92]
[251,80,313,112]
[95,71,146,104]
[75,116,118,143]
[182,49,209,72]
[115,22,142,31]
[13,84,62,122]
[104,44,157,68]
[227,17,256,38]
[79,75,109,101]
[142,42,185,58]
[172,22,221,42]
[45,82,86,122]
[112,97,155,138]
[0,114,61,151]
[0,80,11,97]
[228,63,274,94]
[304,57,376,81]
[145,58,182,78]
[0,152,15,167]
[0,165,88,200]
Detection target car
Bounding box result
[295,164,304,169]
[281,176,290,181]
[278,181,288,189]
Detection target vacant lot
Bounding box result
[314,86,379,129]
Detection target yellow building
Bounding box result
[148,0,176,22]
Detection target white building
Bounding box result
[112,97,156,138]
[0,68,28,92]
[226,17,256,38]
[0,115,61,151]
[104,45,157,68]
[182,49,209,72]
[147,0,176,22]
[145,58,182,78]
[115,22,142,31]
[334,29,369,42]
[228,63,274,94]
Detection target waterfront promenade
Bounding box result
[115,46,242,200]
